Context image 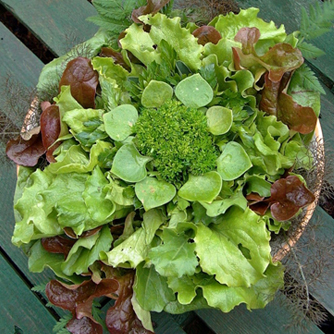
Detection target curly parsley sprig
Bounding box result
[134,100,219,186]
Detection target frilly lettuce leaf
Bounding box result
[121,13,203,71]
[48,140,113,174]
[54,85,83,138]
[199,262,284,312]
[92,56,131,110]
[166,261,283,313]
[194,207,271,287]
[212,8,286,56]
[13,168,63,246]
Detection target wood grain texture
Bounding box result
[0,25,65,316]
[151,312,188,334]
[196,292,324,334]
[0,254,57,334]
[0,0,98,56]
[240,0,334,84]
[0,23,43,123]
[294,206,334,316]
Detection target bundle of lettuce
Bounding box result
[6,1,323,333]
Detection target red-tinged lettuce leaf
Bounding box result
[260,43,304,83]
[40,104,61,163]
[63,226,104,239]
[234,27,260,54]
[132,0,171,23]
[259,73,317,134]
[41,236,76,257]
[59,57,99,109]
[105,271,154,334]
[66,316,103,334]
[46,278,119,329]
[269,175,315,221]
[246,193,270,216]
[6,133,45,167]
[233,27,304,84]
[192,26,222,46]
[259,72,285,116]
[99,47,131,71]
[277,91,317,134]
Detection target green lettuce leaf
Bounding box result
[13,168,62,246]
[194,207,271,287]
[100,209,164,268]
[148,228,198,278]
[83,166,116,223]
[199,262,284,312]
[28,240,84,284]
[61,225,113,276]
[133,262,176,312]
[48,140,113,174]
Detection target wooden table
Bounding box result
[0,0,333,333]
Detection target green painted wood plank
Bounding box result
[0,22,43,123]
[0,24,65,316]
[293,206,334,316]
[196,292,324,334]
[151,312,187,334]
[0,253,57,334]
[239,0,334,85]
[0,0,98,57]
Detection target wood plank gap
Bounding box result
[0,3,55,63]
[0,245,61,322]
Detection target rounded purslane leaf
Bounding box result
[135,177,176,211]
[178,171,222,203]
[206,106,233,135]
[111,143,152,183]
[175,73,214,108]
[141,80,173,108]
[217,142,252,181]
[103,104,138,142]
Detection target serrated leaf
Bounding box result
[87,15,131,33]
[289,63,325,94]
[299,1,334,40]
[297,41,325,60]
[31,282,48,293]
[52,313,72,333]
